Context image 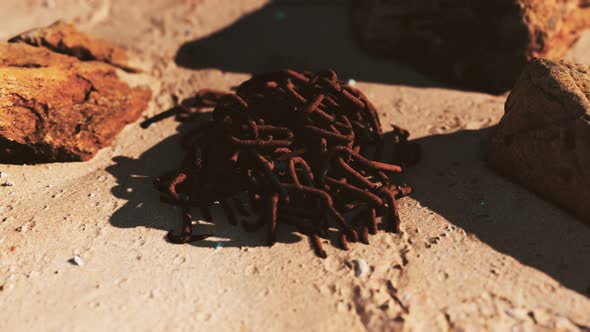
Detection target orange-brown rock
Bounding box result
[487,58,590,222]
[8,20,139,72]
[0,42,150,163]
[351,0,590,93]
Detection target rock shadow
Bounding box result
[401,128,590,296]
[175,0,446,89]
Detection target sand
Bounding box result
[0,1,589,331]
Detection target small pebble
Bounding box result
[0,171,7,178]
[505,308,529,320]
[347,79,357,86]
[15,224,28,233]
[215,241,223,251]
[3,180,14,187]
[43,0,56,8]
[71,255,85,266]
[88,193,96,198]
[0,283,14,291]
[446,225,456,232]
[352,258,369,277]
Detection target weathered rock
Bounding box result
[0,42,150,163]
[487,58,590,222]
[9,20,138,72]
[351,0,590,93]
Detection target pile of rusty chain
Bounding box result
[153,69,420,258]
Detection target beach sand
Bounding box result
[0,1,589,331]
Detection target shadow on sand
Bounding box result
[107,119,590,296]
[401,128,590,296]
[106,118,305,251]
[175,0,447,89]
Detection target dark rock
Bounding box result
[351,0,590,93]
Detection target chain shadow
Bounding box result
[106,116,590,295]
[175,0,445,89]
[398,128,590,296]
[105,115,416,252]
[106,117,306,250]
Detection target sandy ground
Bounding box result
[1,1,589,331]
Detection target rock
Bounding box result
[9,20,139,72]
[487,58,590,223]
[0,41,150,163]
[70,255,85,266]
[351,0,590,93]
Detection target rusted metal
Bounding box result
[151,69,420,257]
